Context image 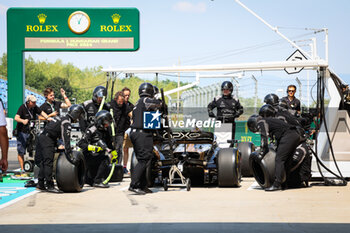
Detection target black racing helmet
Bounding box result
[247,114,259,133]
[279,99,289,110]
[259,104,276,118]
[264,93,279,107]
[153,85,159,95]
[138,82,154,97]
[92,86,106,103]
[221,81,233,93]
[68,104,85,123]
[95,110,113,130]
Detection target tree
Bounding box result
[0,53,7,77]
[44,76,73,100]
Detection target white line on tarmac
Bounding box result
[0,187,26,190]
[0,191,17,194]
[120,187,128,191]
[0,190,39,210]
[247,181,262,190]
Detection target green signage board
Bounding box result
[7,7,140,118]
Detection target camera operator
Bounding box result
[14,95,51,172]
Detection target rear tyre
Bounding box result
[217,148,241,187]
[237,142,255,177]
[56,151,86,192]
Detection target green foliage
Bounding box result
[0,53,187,104]
[0,53,7,77]
[44,76,74,100]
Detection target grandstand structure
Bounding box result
[0,76,45,111]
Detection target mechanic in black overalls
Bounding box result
[129,83,162,195]
[247,104,301,191]
[207,81,243,140]
[264,93,304,130]
[36,104,85,193]
[80,86,110,133]
[78,110,116,188]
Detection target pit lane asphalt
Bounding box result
[1,148,350,233]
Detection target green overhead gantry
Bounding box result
[7,7,139,118]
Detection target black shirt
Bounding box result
[207,95,243,123]
[257,117,293,153]
[43,116,73,155]
[275,107,302,127]
[280,96,301,112]
[16,104,42,133]
[110,100,129,135]
[40,100,62,116]
[131,97,162,129]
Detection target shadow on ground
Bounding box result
[1,222,349,233]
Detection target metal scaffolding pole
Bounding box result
[296,77,302,102]
[251,75,258,113]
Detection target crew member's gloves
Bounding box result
[88,145,103,153]
[110,150,118,163]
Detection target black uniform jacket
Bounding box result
[207,95,243,123]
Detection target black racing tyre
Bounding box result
[217,148,241,187]
[56,151,86,192]
[237,142,255,177]
[24,160,34,172]
[130,152,154,187]
[109,164,124,182]
[249,148,276,189]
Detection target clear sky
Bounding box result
[1,0,350,101]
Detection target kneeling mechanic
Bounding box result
[78,110,117,188]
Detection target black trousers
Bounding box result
[275,130,300,184]
[115,135,124,165]
[84,153,110,185]
[130,130,153,189]
[37,134,56,184]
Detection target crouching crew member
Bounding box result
[208,81,243,140]
[129,83,162,195]
[248,104,301,191]
[80,86,110,132]
[78,110,116,188]
[36,104,85,193]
